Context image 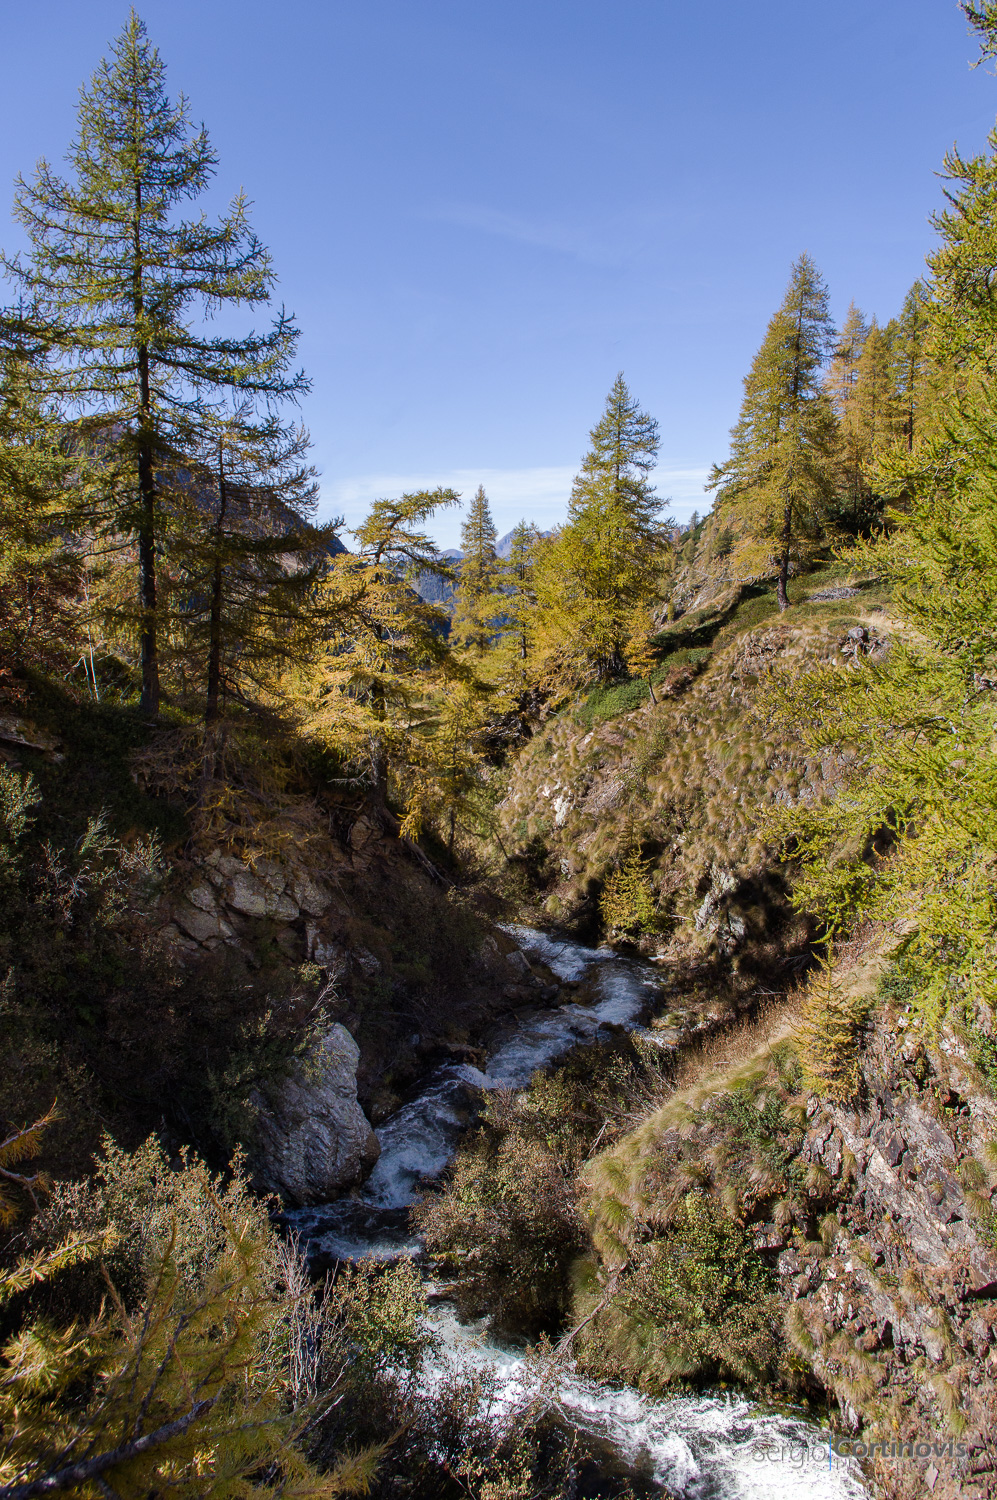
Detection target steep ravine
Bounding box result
[286,928,868,1500]
[579,927,997,1499]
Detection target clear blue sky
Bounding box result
[2,1,995,547]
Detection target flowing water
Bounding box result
[286,928,867,1500]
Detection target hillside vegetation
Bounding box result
[6,5,997,1498]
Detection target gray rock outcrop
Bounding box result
[162,851,336,956]
[250,1024,380,1205]
[779,1007,997,1499]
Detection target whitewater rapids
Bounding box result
[286,928,866,1499]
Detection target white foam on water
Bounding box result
[427,1303,867,1499]
[360,1067,484,1209]
[290,928,652,1256]
[500,923,618,982]
[484,928,648,1086]
[288,928,869,1495]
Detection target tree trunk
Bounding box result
[368,725,389,819]
[206,442,229,725]
[134,160,159,717]
[137,387,159,714]
[777,498,792,611]
[206,560,223,723]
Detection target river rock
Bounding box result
[250,1024,380,1205]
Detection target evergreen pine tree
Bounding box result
[451,484,498,654]
[171,406,337,723]
[0,324,81,688]
[886,282,932,453]
[534,374,665,680]
[2,14,304,715]
[307,488,461,824]
[707,255,838,609]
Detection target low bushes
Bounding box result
[414,1074,594,1335]
[575,1192,788,1392]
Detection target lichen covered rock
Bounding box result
[250,1024,380,1205]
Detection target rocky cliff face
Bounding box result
[151,824,555,1205]
[785,1003,997,1499]
[580,929,997,1500]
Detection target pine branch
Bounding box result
[0,1399,217,1500]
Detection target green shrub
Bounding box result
[415,1074,596,1336]
[576,1192,787,1392]
[599,849,659,936]
[577,677,653,725]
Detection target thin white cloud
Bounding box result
[323,464,711,550]
[425,201,678,268]
[428,204,609,263]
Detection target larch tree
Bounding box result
[451,484,499,654]
[825,302,869,531]
[825,302,868,418]
[850,321,897,455]
[708,254,838,609]
[308,488,461,826]
[0,321,81,687]
[887,283,932,453]
[534,374,666,681]
[170,405,338,725]
[498,518,542,669]
[766,2,997,1033]
[835,319,898,531]
[404,679,489,855]
[1,12,305,715]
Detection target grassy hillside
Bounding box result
[498,572,893,974]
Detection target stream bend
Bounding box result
[286,928,867,1500]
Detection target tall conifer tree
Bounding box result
[825,303,869,529]
[451,484,498,654]
[535,374,665,679]
[309,488,460,820]
[708,255,838,609]
[500,519,542,665]
[825,302,868,417]
[832,319,899,530]
[2,13,304,714]
[767,6,997,1032]
[171,407,336,723]
[886,283,932,453]
[0,324,80,685]
[848,323,898,455]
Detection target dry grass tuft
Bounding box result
[670,994,799,1098]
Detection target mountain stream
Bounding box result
[286,928,867,1500]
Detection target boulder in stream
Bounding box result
[250,1024,380,1205]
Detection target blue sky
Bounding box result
[2,1,995,548]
